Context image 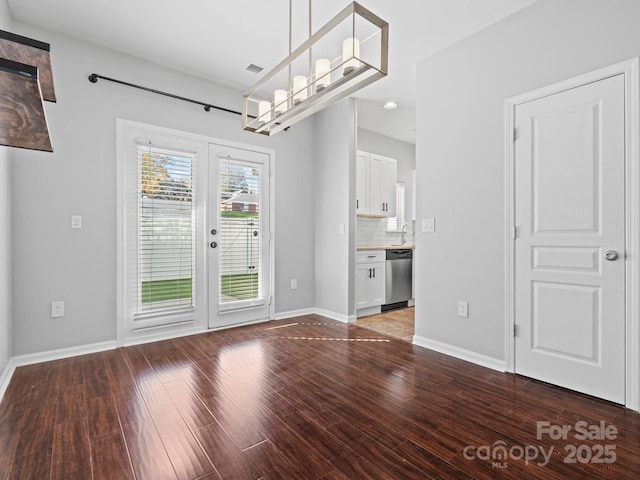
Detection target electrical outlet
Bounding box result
[71,215,82,229]
[290,279,298,290]
[457,301,469,318]
[51,301,65,318]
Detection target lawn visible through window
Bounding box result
[141,279,193,303]
[221,273,259,300]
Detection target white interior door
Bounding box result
[514,74,626,403]
[208,144,271,329]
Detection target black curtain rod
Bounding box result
[87,73,243,116]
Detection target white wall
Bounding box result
[0,0,13,378]
[415,0,640,361]
[10,22,316,355]
[314,99,357,320]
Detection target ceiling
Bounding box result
[8,0,538,143]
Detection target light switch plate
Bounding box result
[458,301,469,318]
[422,218,435,233]
[71,215,82,229]
[51,301,64,318]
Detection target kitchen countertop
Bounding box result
[356,245,415,251]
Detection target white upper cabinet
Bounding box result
[356,151,370,214]
[356,150,396,217]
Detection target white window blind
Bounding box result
[136,144,196,315]
[387,181,406,231]
[218,157,263,306]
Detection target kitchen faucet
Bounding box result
[401,223,411,245]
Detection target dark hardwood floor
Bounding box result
[1,314,639,479]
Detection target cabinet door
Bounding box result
[369,154,384,216]
[380,157,397,217]
[355,263,386,309]
[357,151,397,218]
[369,264,386,305]
[355,264,372,309]
[356,152,369,214]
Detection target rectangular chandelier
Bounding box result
[242,2,388,136]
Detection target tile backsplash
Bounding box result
[357,217,415,246]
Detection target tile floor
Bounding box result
[355,306,414,342]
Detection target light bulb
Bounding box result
[293,75,308,104]
[342,38,360,75]
[274,89,288,115]
[315,58,331,92]
[258,101,271,125]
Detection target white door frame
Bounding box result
[116,119,276,345]
[504,58,640,411]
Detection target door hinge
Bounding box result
[513,127,518,142]
[512,226,518,239]
[268,295,272,306]
[514,324,519,337]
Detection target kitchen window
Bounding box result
[387,181,405,231]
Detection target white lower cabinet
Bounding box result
[355,250,385,311]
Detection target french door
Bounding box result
[208,143,271,329]
[117,119,272,343]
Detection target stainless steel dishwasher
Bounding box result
[384,249,413,309]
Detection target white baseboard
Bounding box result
[123,326,206,347]
[273,308,317,320]
[275,307,355,324]
[0,357,16,405]
[413,335,506,372]
[0,340,118,404]
[12,340,118,367]
[313,308,355,324]
[356,306,382,318]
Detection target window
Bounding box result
[137,145,195,313]
[218,158,263,307]
[387,181,406,231]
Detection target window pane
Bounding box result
[137,146,195,313]
[388,181,405,231]
[219,159,263,305]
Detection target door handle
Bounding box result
[372,268,376,278]
[210,241,217,249]
[604,250,619,261]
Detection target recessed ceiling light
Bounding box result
[383,101,397,110]
[246,64,264,74]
